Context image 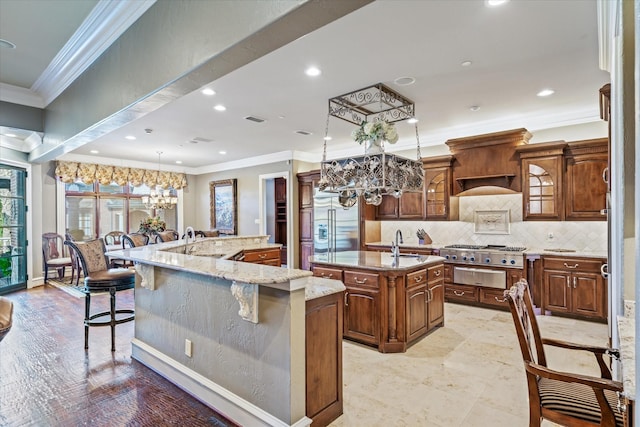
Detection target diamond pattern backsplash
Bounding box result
[379,194,607,251]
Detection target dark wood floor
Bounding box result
[0,284,238,427]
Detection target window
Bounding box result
[65,182,177,240]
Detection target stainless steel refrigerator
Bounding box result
[313,189,359,254]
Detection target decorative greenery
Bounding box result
[139,216,166,233]
[351,120,399,145]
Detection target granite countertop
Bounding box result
[524,248,607,259]
[617,300,635,400]
[310,251,445,271]
[296,276,346,301]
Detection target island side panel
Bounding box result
[132,266,306,425]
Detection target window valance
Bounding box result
[55,161,188,190]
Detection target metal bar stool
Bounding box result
[65,238,135,351]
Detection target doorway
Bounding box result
[0,164,27,294]
[258,172,291,267]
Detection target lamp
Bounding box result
[141,151,178,210]
[319,83,424,207]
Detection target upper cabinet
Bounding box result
[423,155,458,221]
[515,142,566,221]
[375,191,423,220]
[564,139,608,221]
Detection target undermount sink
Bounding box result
[543,248,576,253]
[390,253,423,258]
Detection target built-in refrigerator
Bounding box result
[313,189,359,254]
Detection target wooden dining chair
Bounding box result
[64,239,135,352]
[42,233,73,283]
[154,230,179,243]
[104,231,125,246]
[504,279,624,427]
[122,233,149,248]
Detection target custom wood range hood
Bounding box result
[445,128,532,196]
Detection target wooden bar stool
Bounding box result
[65,238,135,351]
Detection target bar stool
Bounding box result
[64,238,135,351]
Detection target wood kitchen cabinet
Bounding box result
[444,264,524,310]
[343,269,381,346]
[423,155,458,221]
[375,191,424,220]
[564,139,608,221]
[298,171,320,270]
[242,247,281,266]
[406,269,428,341]
[427,264,445,329]
[543,256,606,321]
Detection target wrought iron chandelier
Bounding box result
[319,83,424,207]
[141,151,178,210]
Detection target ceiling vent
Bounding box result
[189,137,213,144]
[245,116,265,123]
[295,130,312,136]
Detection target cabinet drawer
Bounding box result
[479,288,509,308]
[406,269,427,289]
[344,270,379,288]
[313,266,343,281]
[244,248,280,262]
[427,265,444,282]
[543,257,603,273]
[445,284,478,302]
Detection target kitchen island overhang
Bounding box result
[107,237,343,427]
[310,251,446,353]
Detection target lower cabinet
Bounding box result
[344,286,380,346]
[306,291,343,426]
[543,256,606,321]
[242,247,281,266]
[444,267,524,310]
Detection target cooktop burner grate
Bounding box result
[444,244,486,249]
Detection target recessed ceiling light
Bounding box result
[537,89,555,97]
[278,115,286,119]
[485,0,509,7]
[407,118,419,124]
[469,105,480,111]
[394,76,415,86]
[175,160,182,164]
[4,133,17,138]
[201,88,215,96]
[90,150,99,154]
[461,60,472,67]
[0,39,16,49]
[305,66,321,77]
[125,135,136,140]
[214,105,226,111]
[323,136,332,141]
[219,151,227,155]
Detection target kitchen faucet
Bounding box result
[391,229,403,258]
[184,226,195,254]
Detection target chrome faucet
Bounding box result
[391,229,403,258]
[184,226,195,253]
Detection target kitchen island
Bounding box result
[310,251,445,353]
[107,235,345,427]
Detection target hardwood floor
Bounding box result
[0,285,237,427]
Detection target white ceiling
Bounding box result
[0,0,609,172]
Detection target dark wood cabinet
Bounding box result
[423,155,458,221]
[542,256,606,321]
[426,264,444,329]
[242,247,281,266]
[305,291,343,426]
[406,283,428,341]
[376,195,398,219]
[375,192,423,219]
[564,139,608,221]
[274,177,287,265]
[344,286,380,346]
[297,171,320,270]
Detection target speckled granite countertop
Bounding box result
[617,300,635,399]
[524,248,607,259]
[310,251,445,271]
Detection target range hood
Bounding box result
[445,128,531,196]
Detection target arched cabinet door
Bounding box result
[522,158,562,221]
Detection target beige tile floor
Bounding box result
[330,303,609,427]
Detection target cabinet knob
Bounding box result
[414,276,423,283]
[321,273,333,278]
[434,270,441,277]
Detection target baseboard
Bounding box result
[131,338,311,427]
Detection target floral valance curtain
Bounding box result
[55,161,188,190]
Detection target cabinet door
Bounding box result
[398,191,424,219]
[507,269,525,287]
[543,271,570,313]
[427,282,444,329]
[406,284,428,341]
[565,155,607,220]
[424,169,449,220]
[300,242,314,271]
[522,157,562,221]
[275,177,286,202]
[344,287,379,345]
[375,195,398,219]
[572,272,604,318]
[300,209,313,240]
[300,181,314,208]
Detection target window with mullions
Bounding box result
[65,182,177,240]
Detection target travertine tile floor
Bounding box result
[330,303,609,427]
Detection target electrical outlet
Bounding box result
[547,232,554,240]
[185,339,193,357]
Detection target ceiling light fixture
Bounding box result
[214,105,226,111]
[461,60,473,67]
[175,160,182,164]
[90,150,99,154]
[407,118,419,124]
[486,0,509,7]
[323,136,332,141]
[201,88,215,96]
[219,151,227,155]
[0,39,16,49]
[125,135,136,140]
[305,66,321,77]
[141,151,178,210]
[320,83,424,207]
[537,89,555,97]
[469,105,480,111]
[394,76,415,86]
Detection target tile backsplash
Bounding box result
[379,194,607,251]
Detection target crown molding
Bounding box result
[31,0,156,106]
[0,83,46,108]
[191,151,300,175]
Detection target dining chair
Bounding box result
[64,232,84,286]
[64,238,135,352]
[122,233,149,248]
[0,296,13,342]
[504,279,624,426]
[181,230,206,239]
[104,231,125,246]
[42,233,73,283]
[154,230,179,243]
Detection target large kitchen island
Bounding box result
[310,251,446,353]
